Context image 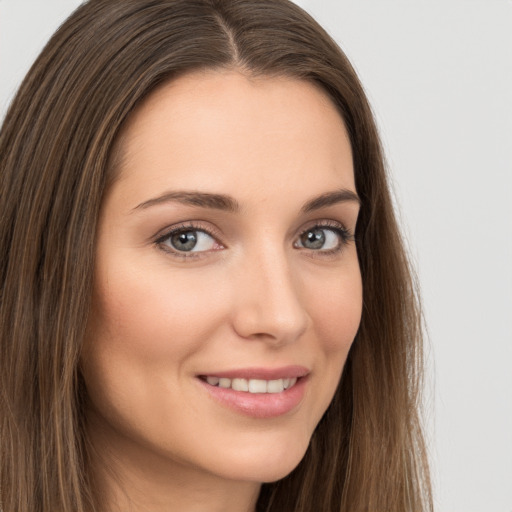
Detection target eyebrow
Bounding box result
[132,191,240,212]
[132,188,360,213]
[301,189,360,212]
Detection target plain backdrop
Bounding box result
[1,1,511,511]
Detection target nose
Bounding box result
[230,249,309,346]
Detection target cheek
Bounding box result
[88,261,229,362]
[308,266,363,354]
[81,262,231,438]
[80,261,232,430]
[301,262,362,408]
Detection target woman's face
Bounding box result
[82,71,362,487]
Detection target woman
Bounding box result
[0,0,432,511]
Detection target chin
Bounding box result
[208,434,311,484]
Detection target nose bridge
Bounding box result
[231,243,309,344]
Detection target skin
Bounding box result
[82,70,363,512]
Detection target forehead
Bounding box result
[108,70,355,210]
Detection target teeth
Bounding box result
[231,378,249,392]
[267,379,284,393]
[204,376,299,393]
[218,378,231,389]
[248,379,267,393]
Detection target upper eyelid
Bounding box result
[297,219,352,236]
[301,219,347,229]
[154,221,222,243]
[154,218,349,237]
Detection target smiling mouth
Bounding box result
[199,376,299,394]
[197,368,308,418]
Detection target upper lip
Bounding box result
[198,365,309,380]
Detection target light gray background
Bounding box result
[1,1,511,511]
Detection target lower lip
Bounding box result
[198,377,307,419]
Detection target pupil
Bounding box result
[303,229,325,249]
[171,231,197,251]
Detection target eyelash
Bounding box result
[154,220,355,260]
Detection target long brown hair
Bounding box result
[0,0,432,510]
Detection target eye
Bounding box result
[156,225,222,255]
[295,224,352,253]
